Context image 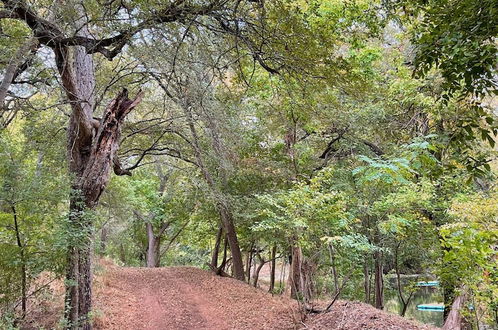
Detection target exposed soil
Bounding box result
[93,262,299,330]
[20,260,439,330]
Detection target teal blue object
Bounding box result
[417,304,445,311]
[415,281,439,287]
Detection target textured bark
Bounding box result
[443,294,465,330]
[63,87,142,329]
[288,244,314,302]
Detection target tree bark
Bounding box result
[246,242,255,284]
[0,38,38,107]
[394,242,414,317]
[269,245,277,293]
[443,294,465,330]
[63,86,142,329]
[328,244,339,294]
[364,260,370,304]
[182,104,245,281]
[146,222,160,268]
[211,225,223,268]
[99,225,108,255]
[374,250,384,310]
[252,253,266,287]
[290,244,303,300]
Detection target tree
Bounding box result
[0,0,284,327]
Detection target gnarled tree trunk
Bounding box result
[61,73,142,328]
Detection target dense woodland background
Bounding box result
[0,0,497,329]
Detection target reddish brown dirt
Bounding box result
[93,264,299,330]
[306,300,438,330]
[20,261,439,330]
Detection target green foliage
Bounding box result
[439,192,498,325]
[402,0,498,97]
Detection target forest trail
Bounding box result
[93,264,298,330]
[24,260,437,330]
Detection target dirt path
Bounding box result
[23,262,438,330]
[93,265,298,330]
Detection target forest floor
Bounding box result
[22,260,438,330]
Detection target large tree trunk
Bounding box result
[218,204,245,280]
[58,45,142,327]
[146,222,161,268]
[443,294,465,330]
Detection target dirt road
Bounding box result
[94,266,298,330]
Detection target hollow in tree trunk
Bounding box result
[62,85,143,328]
